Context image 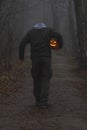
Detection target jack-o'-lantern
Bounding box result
[50,38,59,49]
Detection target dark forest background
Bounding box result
[0,0,87,70]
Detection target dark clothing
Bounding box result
[19,28,63,60]
[31,57,52,105]
[19,27,63,106]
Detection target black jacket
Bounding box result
[19,27,63,60]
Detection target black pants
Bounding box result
[31,57,52,105]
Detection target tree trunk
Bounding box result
[74,0,87,69]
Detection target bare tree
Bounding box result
[74,0,87,69]
[50,0,59,30]
[68,0,79,57]
[0,0,30,70]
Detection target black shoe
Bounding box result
[35,98,41,106]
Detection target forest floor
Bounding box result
[0,52,87,130]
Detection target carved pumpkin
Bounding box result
[50,38,59,49]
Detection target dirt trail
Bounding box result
[0,54,87,130]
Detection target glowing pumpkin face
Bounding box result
[50,38,59,49]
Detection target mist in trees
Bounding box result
[0,0,87,70]
[74,0,87,69]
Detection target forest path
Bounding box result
[0,54,87,130]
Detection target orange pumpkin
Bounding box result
[50,38,59,49]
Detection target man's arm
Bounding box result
[19,31,30,61]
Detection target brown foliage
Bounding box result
[0,60,31,95]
